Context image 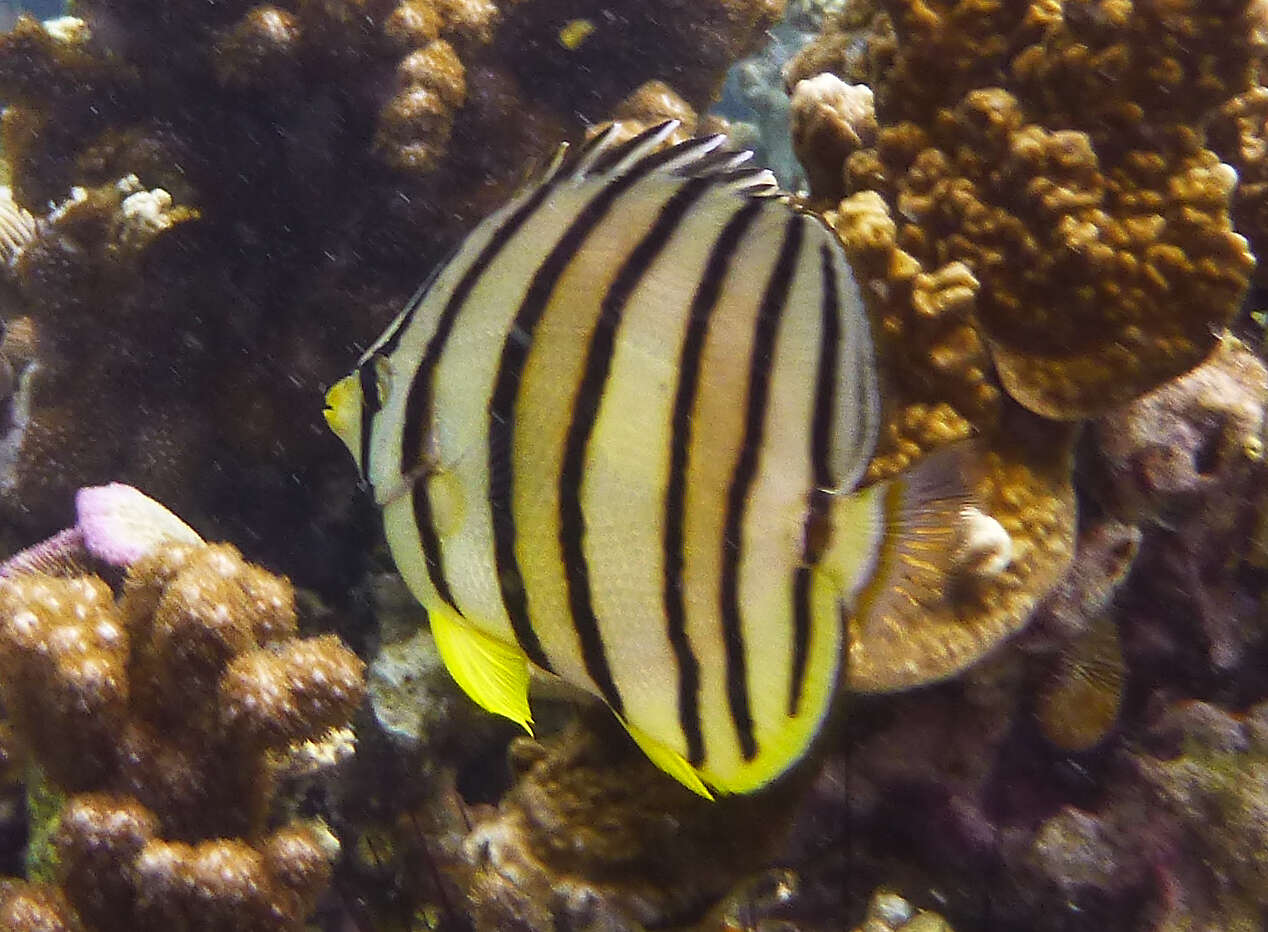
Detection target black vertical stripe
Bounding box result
[395,165,569,632]
[559,178,715,717]
[789,566,814,717]
[357,362,380,482]
[664,199,765,767]
[789,242,842,716]
[809,244,840,491]
[489,141,697,675]
[722,215,806,762]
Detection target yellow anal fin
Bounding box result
[429,602,533,734]
[621,718,714,800]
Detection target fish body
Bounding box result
[326,123,961,796]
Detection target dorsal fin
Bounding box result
[559,120,781,197]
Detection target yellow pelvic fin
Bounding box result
[429,602,533,734]
[621,718,714,800]
[323,373,363,471]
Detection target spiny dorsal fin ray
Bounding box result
[583,120,685,177]
[562,120,781,196]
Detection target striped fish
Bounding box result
[325,122,966,797]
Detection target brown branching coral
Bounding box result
[53,794,336,932]
[374,39,468,173]
[0,539,366,931]
[828,186,1074,690]
[829,189,998,464]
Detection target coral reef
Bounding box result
[703,319,1267,931]
[820,0,1258,422]
[774,0,1268,700]
[449,712,804,928]
[849,889,953,931]
[365,570,510,769]
[325,706,814,930]
[0,0,784,586]
[1016,699,1268,930]
[0,489,366,931]
[1091,334,1268,680]
[0,0,1263,930]
[846,410,1077,691]
[0,880,79,932]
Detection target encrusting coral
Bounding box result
[1016,699,1268,930]
[1090,332,1268,679]
[0,486,366,932]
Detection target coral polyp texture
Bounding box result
[440,711,808,929]
[0,530,366,932]
[805,0,1258,422]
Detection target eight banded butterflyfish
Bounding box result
[325,122,971,797]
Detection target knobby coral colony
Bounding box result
[0,486,367,932]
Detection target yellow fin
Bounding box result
[621,718,714,800]
[429,602,533,734]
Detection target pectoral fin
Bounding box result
[429,602,533,734]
